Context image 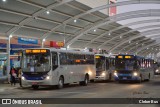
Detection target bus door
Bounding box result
[51,52,59,81]
[105,57,109,74]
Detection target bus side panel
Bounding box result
[67,65,96,83]
[57,65,71,84]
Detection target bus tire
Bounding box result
[146,74,150,81]
[90,79,94,83]
[57,76,64,89]
[118,80,123,83]
[109,73,112,81]
[138,75,142,83]
[32,85,39,90]
[80,74,89,86]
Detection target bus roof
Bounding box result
[95,54,111,58]
[23,48,94,55]
[117,54,154,60]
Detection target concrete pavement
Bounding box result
[0,75,160,107]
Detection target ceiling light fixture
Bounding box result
[2,0,6,2]
[74,19,77,23]
[46,11,50,14]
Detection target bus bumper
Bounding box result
[21,77,56,86]
[114,76,141,81]
[94,76,106,81]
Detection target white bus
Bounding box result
[21,48,96,89]
[94,54,115,81]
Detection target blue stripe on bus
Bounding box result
[118,74,132,76]
[23,74,44,80]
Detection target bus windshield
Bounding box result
[95,56,105,71]
[22,49,50,72]
[115,59,138,71]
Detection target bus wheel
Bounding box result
[32,85,39,90]
[138,75,142,83]
[57,76,64,89]
[109,73,112,81]
[146,74,150,81]
[90,79,94,83]
[80,75,89,86]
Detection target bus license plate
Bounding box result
[32,82,38,85]
[123,77,127,80]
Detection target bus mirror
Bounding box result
[18,56,20,61]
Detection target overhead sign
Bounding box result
[118,56,123,59]
[25,49,47,54]
[50,41,64,48]
[125,56,132,59]
[18,37,38,44]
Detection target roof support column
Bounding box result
[63,24,66,49]
[41,39,44,48]
[6,35,11,83]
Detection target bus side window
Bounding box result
[60,53,67,65]
[52,52,58,70]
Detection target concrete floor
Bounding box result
[0,75,160,107]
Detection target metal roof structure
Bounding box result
[0,0,160,57]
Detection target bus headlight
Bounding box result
[114,72,118,77]
[102,72,105,76]
[22,76,25,80]
[46,76,50,80]
[156,69,159,72]
[133,72,138,76]
[88,71,92,75]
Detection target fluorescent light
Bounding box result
[108,33,111,35]
[94,29,96,32]
[2,0,6,2]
